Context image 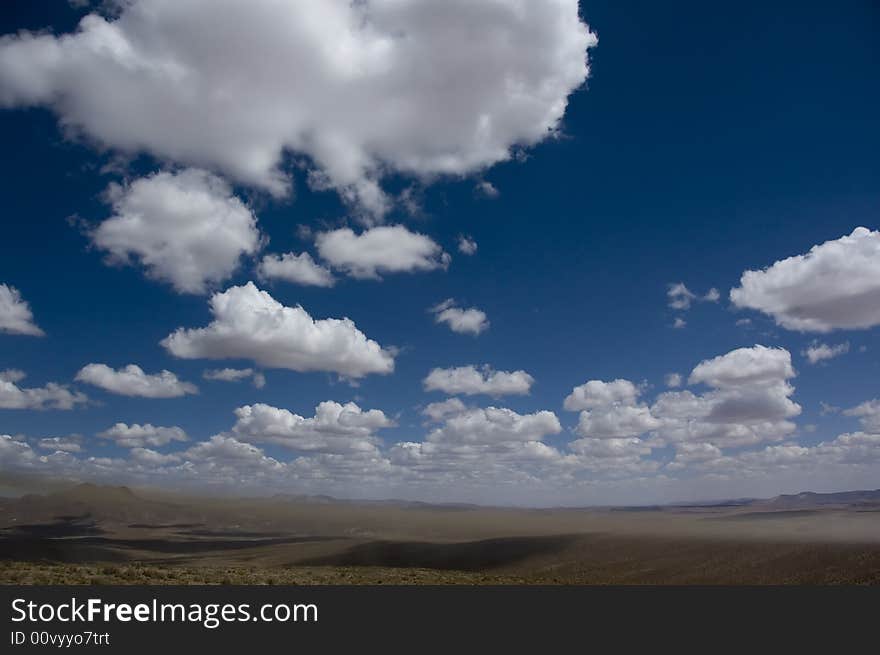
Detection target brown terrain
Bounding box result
[1,481,880,584]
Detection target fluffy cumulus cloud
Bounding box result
[0,284,44,336]
[98,423,189,448]
[688,345,795,388]
[225,401,393,454]
[257,252,334,287]
[429,299,489,336]
[90,169,261,294]
[75,363,198,398]
[730,227,880,332]
[803,341,850,365]
[315,225,449,279]
[422,397,468,422]
[563,379,660,467]
[0,370,87,410]
[843,400,880,434]
[424,407,561,445]
[652,346,801,449]
[564,379,642,411]
[423,365,534,397]
[390,406,565,485]
[0,0,596,214]
[161,282,395,378]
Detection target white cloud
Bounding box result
[203,368,254,382]
[423,365,533,397]
[664,373,682,388]
[730,227,880,332]
[182,435,285,476]
[422,398,468,422]
[90,169,261,294]
[257,252,334,287]
[564,378,659,440]
[803,341,850,365]
[475,181,500,198]
[203,367,265,388]
[564,379,641,411]
[652,346,801,448]
[703,288,720,302]
[0,372,87,410]
[389,405,565,486]
[129,447,181,466]
[668,283,719,311]
[75,363,197,398]
[98,423,189,448]
[688,345,795,388]
[843,399,880,433]
[0,284,44,336]
[161,282,395,378]
[429,299,489,336]
[0,0,596,214]
[667,283,696,310]
[575,404,661,439]
[425,406,561,445]
[673,317,687,329]
[0,369,26,383]
[37,436,83,453]
[315,225,449,279]
[225,401,393,454]
[457,235,478,256]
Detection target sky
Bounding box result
[0,0,878,505]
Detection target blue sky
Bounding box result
[0,0,878,504]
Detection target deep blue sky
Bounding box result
[0,0,878,503]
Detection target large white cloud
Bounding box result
[423,365,533,397]
[389,405,565,485]
[315,225,449,279]
[730,227,880,332]
[429,299,489,335]
[0,371,87,410]
[563,378,659,443]
[0,284,44,336]
[226,401,393,454]
[98,422,189,448]
[653,345,801,448]
[0,0,596,214]
[90,169,261,294]
[161,282,395,378]
[688,345,795,388]
[75,363,198,398]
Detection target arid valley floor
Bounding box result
[2,482,879,585]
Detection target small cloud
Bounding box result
[429,299,489,336]
[664,373,683,388]
[475,181,499,198]
[819,401,840,416]
[673,317,687,329]
[667,283,720,310]
[802,341,849,365]
[457,235,478,256]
